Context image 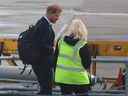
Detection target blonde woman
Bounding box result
[54,18,91,96]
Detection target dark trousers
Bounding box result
[60,84,90,96]
[31,55,53,95]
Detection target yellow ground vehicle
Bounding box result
[89,40,128,56]
[0,36,17,66]
[1,37,128,56]
[0,39,17,55]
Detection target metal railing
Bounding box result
[92,57,128,96]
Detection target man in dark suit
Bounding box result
[31,4,62,95]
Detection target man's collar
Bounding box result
[44,16,53,25]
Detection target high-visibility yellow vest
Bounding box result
[55,39,90,85]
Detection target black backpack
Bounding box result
[18,25,40,65]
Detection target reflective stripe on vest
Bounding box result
[57,64,85,72]
[59,53,80,63]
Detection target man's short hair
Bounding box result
[46,4,62,15]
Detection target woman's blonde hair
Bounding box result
[64,18,88,41]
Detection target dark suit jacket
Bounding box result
[33,16,55,56]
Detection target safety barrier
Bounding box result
[0,56,127,96]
